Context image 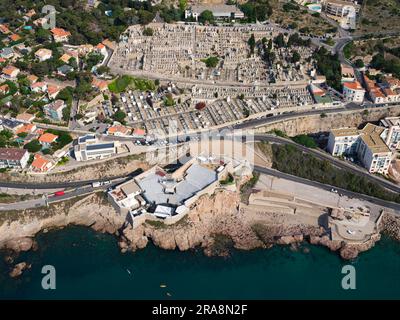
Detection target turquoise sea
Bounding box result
[1,226,400,300]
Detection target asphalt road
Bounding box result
[0,168,143,190]
[254,166,400,212]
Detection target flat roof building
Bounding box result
[74,141,117,161]
[185,4,244,21]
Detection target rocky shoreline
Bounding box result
[0,190,398,277]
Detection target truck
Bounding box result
[92,181,112,188]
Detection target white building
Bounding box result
[185,4,244,21]
[380,117,400,150]
[343,81,365,103]
[358,124,392,175]
[327,123,393,174]
[108,179,144,215]
[74,137,118,161]
[327,128,360,156]
[323,0,359,30]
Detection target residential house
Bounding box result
[341,64,355,83]
[2,65,20,79]
[57,65,74,76]
[30,81,47,93]
[35,48,52,62]
[0,83,9,95]
[0,24,10,34]
[47,85,61,100]
[59,53,72,64]
[31,154,53,172]
[16,113,35,123]
[16,123,36,135]
[26,74,38,85]
[0,47,14,59]
[92,78,108,92]
[95,43,107,56]
[38,132,58,148]
[9,34,21,42]
[363,74,400,104]
[50,28,71,43]
[0,118,24,132]
[0,148,29,169]
[33,17,49,28]
[107,125,132,136]
[43,100,66,121]
[343,81,365,103]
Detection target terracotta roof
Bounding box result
[133,128,145,136]
[343,81,363,90]
[0,84,9,93]
[39,133,58,144]
[31,154,52,172]
[92,78,108,90]
[2,65,19,76]
[59,53,72,63]
[16,123,36,134]
[9,34,21,42]
[47,85,60,96]
[96,43,105,50]
[50,28,71,37]
[108,125,131,135]
[0,58,6,63]
[31,81,47,89]
[27,74,38,84]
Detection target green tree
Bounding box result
[24,139,42,153]
[248,34,256,55]
[113,110,127,124]
[199,10,215,24]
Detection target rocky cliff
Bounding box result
[0,188,385,270]
[255,106,400,136]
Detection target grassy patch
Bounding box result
[291,134,317,148]
[240,172,260,203]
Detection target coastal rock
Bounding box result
[9,262,31,278]
[4,237,35,252]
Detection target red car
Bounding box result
[54,191,65,196]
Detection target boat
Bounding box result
[160,284,167,288]
[126,269,131,275]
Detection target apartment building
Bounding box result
[380,117,400,150]
[327,123,393,174]
[358,124,392,175]
[327,128,360,156]
[323,0,359,29]
[343,81,365,103]
[0,148,29,169]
